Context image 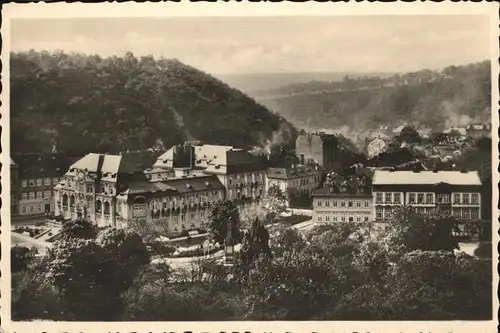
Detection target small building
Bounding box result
[466,123,491,139]
[367,138,388,159]
[296,132,339,168]
[372,170,482,221]
[267,165,323,203]
[312,182,373,224]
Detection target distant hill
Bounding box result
[214,71,397,95]
[10,51,297,155]
[250,61,491,132]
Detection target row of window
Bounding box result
[374,192,480,206]
[317,213,371,223]
[132,203,211,220]
[21,204,50,214]
[228,188,263,199]
[21,177,60,188]
[316,199,371,209]
[228,173,265,185]
[375,206,480,220]
[287,175,320,187]
[20,191,52,201]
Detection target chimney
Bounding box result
[300,154,305,165]
[190,145,195,169]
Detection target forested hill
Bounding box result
[253,61,491,131]
[10,51,297,155]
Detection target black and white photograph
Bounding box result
[1,2,498,332]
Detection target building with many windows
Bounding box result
[13,153,80,216]
[267,165,323,206]
[372,170,482,221]
[312,180,373,224]
[296,132,339,168]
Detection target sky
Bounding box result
[10,15,490,75]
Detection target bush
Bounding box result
[474,242,492,258]
[147,241,177,257]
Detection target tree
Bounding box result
[475,136,492,152]
[46,228,150,320]
[382,206,460,258]
[207,200,242,245]
[264,184,288,222]
[59,219,98,240]
[238,218,271,267]
[474,242,492,258]
[397,125,421,144]
[11,245,37,273]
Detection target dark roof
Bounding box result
[124,175,225,197]
[120,150,163,170]
[267,166,320,180]
[13,153,82,179]
[312,186,372,198]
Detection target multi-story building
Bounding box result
[372,170,482,221]
[312,182,373,223]
[267,165,322,202]
[53,153,147,226]
[119,174,225,235]
[13,153,78,216]
[296,132,339,168]
[466,123,491,139]
[11,158,20,216]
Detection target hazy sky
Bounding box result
[10,16,490,74]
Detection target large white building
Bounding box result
[267,165,323,206]
[371,170,482,221]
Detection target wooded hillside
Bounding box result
[255,61,491,131]
[10,51,296,154]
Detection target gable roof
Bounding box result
[70,153,142,175]
[267,166,320,180]
[372,170,481,186]
[13,153,82,179]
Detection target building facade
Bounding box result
[296,132,338,168]
[267,165,323,202]
[312,186,373,223]
[13,153,79,216]
[11,158,19,216]
[372,170,482,221]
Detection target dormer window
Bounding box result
[205,181,212,187]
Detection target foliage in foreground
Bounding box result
[12,210,492,321]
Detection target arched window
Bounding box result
[96,200,102,213]
[70,195,75,207]
[104,201,111,215]
[62,194,68,206]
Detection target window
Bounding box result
[29,205,34,213]
[462,193,470,205]
[385,207,392,218]
[376,193,383,204]
[471,209,479,219]
[317,215,322,222]
[190,213,195,220]
[36,191,42,199]
[21,193,27,200]
[333,200,338,208]
[453,193,461,204]
[348,216,354,222]
[21,180,27,188]
[325,200,330,207]
[86,185,93,193]
[43,178,51,186]
[425,193,433,205]
[356,216,361,222]
[348,201,353,208]
[452,208,461,218]
[22,206,26,213]
[340,201,346,208]
[29,192,35,200]
[43,191,51,199]
[29,179,35,187]
[341,216,346,222]
[437,193,450,204]
[463,208,471,219]
[394,193,401,204]
[364,216,369,222]
[325,215,330,222]
[356,201,361,208]
[409,193,416,204]
[36,179,43,187]
[317,200,322,207]
[364,200,369,208]
[384,193,392,204]
[37,204,42,212]
[417,193,425,204]
[376,207,383,219]
[471,193,479,205]
[132,204,145,217]
[181,214,185,222]
[333,216,338,222]
[52,178,59,185]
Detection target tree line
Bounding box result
[11,50,297,155]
